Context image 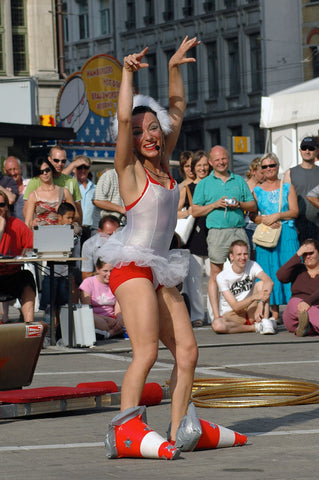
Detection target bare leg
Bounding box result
[114,278,160,410]
[2,300,14,323]
[208,262,223,320]
[271,304,279,320]
[157,286,198,441]
[93,313,123,337]
[212,313,256,334]
[20,285,35,324]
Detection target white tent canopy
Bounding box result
[260,78,319,172]
[261,77,319,129]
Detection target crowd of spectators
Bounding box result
[1,136,319,340]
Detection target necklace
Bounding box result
[144,165,169,180]
[40,185,55,192]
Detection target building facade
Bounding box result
[0,0,75,164]
[63,0,306,160]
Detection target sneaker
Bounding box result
[296,311,309,337]
[42,336,51,349]
[95,329,110,340]
[255,318,275,335]
[269,316,278,332]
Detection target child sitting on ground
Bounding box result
[79,258,123,339]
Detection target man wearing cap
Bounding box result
[284,136,319,242]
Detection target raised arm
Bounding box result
[114,47,149,177]
[164,36,200,167]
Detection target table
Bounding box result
[0,256,84,347]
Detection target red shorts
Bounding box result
[245,314,255,325]
[109,262,162,294]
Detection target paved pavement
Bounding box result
[2,324,319,480]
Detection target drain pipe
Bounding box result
[56,0,67,79]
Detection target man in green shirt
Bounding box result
[23,145,82,223]
[192,145,256,322]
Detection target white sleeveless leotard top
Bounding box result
[99,170,189,287]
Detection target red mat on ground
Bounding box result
[0,382,163,406]
[0,381,118,404]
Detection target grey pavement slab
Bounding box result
[1,326,319,480]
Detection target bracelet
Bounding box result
[257,300,265,304]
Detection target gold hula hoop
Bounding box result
[190,378,319,408]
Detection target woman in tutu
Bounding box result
[100,37,200,454]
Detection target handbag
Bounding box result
[252,179,283,248]
[175,185,195,246]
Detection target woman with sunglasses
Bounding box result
[24,159,76,228]
[251,152,299,321]
[277,238,319,336]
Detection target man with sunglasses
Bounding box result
[284,136,319,242]
[23,146,83,223]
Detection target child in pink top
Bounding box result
[79,259,123,338]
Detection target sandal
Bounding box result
[192,319,203,328]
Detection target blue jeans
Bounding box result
[39,276,68,310]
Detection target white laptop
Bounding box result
[33,225,74,258]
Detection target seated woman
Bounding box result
[79,259,123,339]
[276,238,319,336]
[24,159,76,228]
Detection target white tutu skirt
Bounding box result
[98,232,190,288]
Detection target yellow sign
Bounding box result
[232,136,250,153]
[40,115,55,126]
[82,54,122,117]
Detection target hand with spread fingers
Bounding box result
[124,47,149,72]
[169,36,200,68]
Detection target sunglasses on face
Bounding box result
[52,158,67,164]
[303,251,315,257]
[0,202,6,207]
[76,165,90,170]
[261,163,277,170]
[300,146,316,151]
[40,167,51,174]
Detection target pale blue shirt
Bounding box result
[79,179,96,227]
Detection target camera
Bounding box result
[225,198,236,206]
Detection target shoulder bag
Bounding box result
[252,179,283,248]
[175,185,195,246]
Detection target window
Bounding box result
[144,0,154,25]
[126,0,136,29]
[224,0,236,8]
[250,34,262,91]
[228,38,240,96]
[230,126,242,137]
[183,0,194,17]
[311,47,319,78]
[163,0,174,20]
[78,0,89,39]
[207,42,219,98]
[63,2,68,42]
[188,50,198,101]
[203,1,216,13]
[100,0,110,35]
[0,3,4,73]
[147,53,158,99]
[11,0,28,75]
[185,127,203,151]
[210,129,221,147]
[252,124,265,153]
